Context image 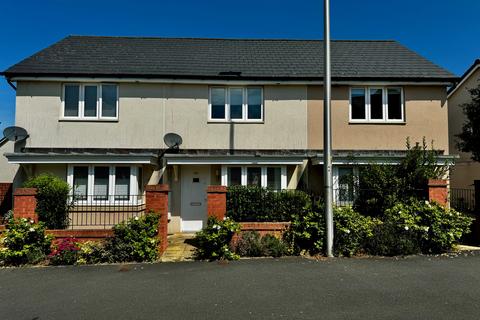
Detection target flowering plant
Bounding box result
[384,199,473,253]
[0,218,52,265]
[193,217,240,261]
[333,206,379,257]
[49,238,81,265]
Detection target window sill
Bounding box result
[208,120,264,124]
[349,121,406,125]
[59,118,119,123]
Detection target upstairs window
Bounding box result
[209,87,263,122]
[350,87,404,122]
[62,84,118,120]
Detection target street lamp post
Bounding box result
[323,0,334,257]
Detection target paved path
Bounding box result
[1,253,480,319]
[160,233,196,262]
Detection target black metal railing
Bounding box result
[67,194,146,229]
[306,187,428,207]
[450,188,475,213]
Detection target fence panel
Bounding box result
[450,188,475,213]
[68,194,146,229]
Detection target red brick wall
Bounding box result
[231,222,291,245]
[145,184,170,254]
[428,179,448,206]
[47,229,114,243]
[0,183,13,216]
[207,185,227,220]
[13,188,38,222]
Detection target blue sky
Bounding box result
[0,0,479,132]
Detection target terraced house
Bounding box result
[0,36,456,233]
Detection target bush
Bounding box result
[260,234,288,257]
[193,217,240,261]
[333,207,378,257]
[233,231,288,258]
[234,231,264,257]
[0,218,52,266]
[76,241,108,265]
[284,209,325,256]
[49,238,80,265]
[386,199,473,253]
[227,186,312,222]
[24,173,71,229]
[102,213,161,263]
[366,221,421,256]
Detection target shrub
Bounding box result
[49,238,80,265]
[333,206,378,257]
[233,231,288,258]
[76,241,108,265]
[234,231,264,257]
[0,218,52,266]
[102,213,161,263]
[366,220,421,256]
[284,209,325,256]
[193,217,240,261]
[227,186,312,222]
[384,199,473,254]
[24,173,71,229]
[260,234,288,257]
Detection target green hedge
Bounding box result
[23,173,71,229]
[226,186,312,222]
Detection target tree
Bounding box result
[456,83,480,161]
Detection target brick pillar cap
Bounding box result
[428,179,447,187]
[207,185,227,193]
[145,184,170,192]
[14,188,37,196]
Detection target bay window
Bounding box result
[209,87,263,122]
[62,83,118,120]
[350,87,404,122]
[68,165,142,204]
[221,165,287,190]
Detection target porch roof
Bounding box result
[4,152,157,164]
[163,154,306,165]
[312,151,457,165]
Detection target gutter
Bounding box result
[6,79,16,91]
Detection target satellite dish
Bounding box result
[163,133,183,149]
[0,126,29,147]
[3,126,29,142]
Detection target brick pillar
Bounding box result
[0,183,13,215]
[13,188,38,222]
[207,185,227,220]
[428,179,448,206]
[145,184,170,255]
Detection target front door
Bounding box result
[181,166,210,232]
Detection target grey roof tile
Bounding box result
[2,36,456,81]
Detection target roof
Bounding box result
[2,36,456,82]
[448,59,480,97]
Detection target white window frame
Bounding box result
[208,87,264,123]
[220,165,287,189]
[67,164,141,205]
[61,83,119,121]
[349,87,404,123]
